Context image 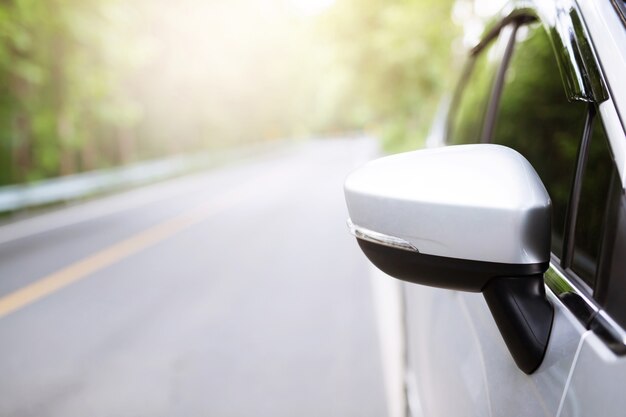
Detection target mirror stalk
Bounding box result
[483,275,554,374]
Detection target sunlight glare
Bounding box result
[290,0,336,16]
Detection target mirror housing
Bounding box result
[344,144,551,291]
[344,145,554,374]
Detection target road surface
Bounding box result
[0,138,387,417]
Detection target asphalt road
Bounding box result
[0,138,387,417]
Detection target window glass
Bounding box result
[447,40,501,145]
[597,177,626,327]
[572,121,615,287]
[491,24,587,259]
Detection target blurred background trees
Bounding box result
[0,0,460,187]
[318,0,460,151]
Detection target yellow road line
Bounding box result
[0,171,283,319]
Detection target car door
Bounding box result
[551,108,626,417]
[403,9,614,417]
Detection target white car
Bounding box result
[344,0,626,416]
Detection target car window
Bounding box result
[571,120,615,288]
[490,24,587,260]
[596,173,626,328]
[446,40,501,145]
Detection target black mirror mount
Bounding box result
[483,275,554,374]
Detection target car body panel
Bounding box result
[404,280,587,417]
[559,331,626,417]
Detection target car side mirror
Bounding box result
[344,144,554,374]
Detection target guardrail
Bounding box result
[0,141,282,213]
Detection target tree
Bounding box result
[318,0,459,151]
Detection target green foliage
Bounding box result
[319,0,459,152]
[0,0,138,184]
[0,0,460,186]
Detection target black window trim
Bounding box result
[562,105,596,272]
[445,18,529,144]
[481,23,519,143]
[594,171,622,305]
[444,27,514,144]
[474,2,608,103]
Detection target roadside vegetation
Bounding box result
[0,0,458,187]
